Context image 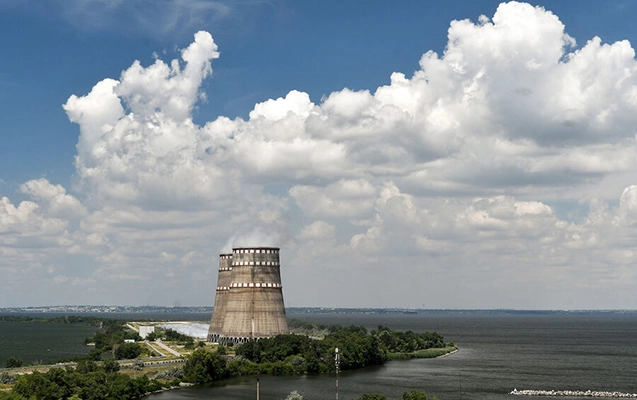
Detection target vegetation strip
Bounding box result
[1,318,455,399]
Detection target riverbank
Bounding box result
[143,346,461,399]
[511,389,637,398]
[388,346,457,360]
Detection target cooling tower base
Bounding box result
[208,333,254,345]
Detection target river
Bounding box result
[150,311,637,400]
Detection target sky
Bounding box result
[2,1,637,309]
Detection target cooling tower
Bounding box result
[207,253,232,343]
[207,247,289,344]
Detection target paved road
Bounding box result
[153,339,182,357]
[0,356,185,374]
[145,340,167,357]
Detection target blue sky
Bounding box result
[3,0,635,191]
[2,1,637,308]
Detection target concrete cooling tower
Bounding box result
[207,253,232,341]
[207,247,289,345]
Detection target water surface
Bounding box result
[0,321,97,365]
[152,312,637,400]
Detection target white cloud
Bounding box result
[4,3,637,308]
[299,221,335,241]
[116,31,218,122]
[290,179,377,218]
[249,90,315,121]
[20,178,86,219]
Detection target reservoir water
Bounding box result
[151,311,637,400]
[0,320,97,365]
[2,311,636,399]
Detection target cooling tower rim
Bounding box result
[232,246,280,251]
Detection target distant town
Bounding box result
[1,305,637,315]
[0,305,213,314]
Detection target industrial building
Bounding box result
[207,247,289,345]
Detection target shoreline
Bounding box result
[143,345,460,397]
[140,347,458,398]
[388,345,458,361]
[510,389,637,398]
[436,348,458,358]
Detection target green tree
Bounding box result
[107,373,143,399]
[87,347,103,361]
[183,349,227,383]
[103,358,120,373]
[76,360,98,374]
[403,390,433,400]
[44,368,74,399]
[13,371,63,400]
[5,357,22,368]
[114,343,142,360]
[353,394,387,400]
[76,370,109,400]
[164,329,193,343]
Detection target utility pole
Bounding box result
[335,347,340,400]
[256,372,260,400]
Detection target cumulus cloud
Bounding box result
[20,178,86,219]
[290,179,377,218]
[4,3,637,308]
[64,31,226,210]
[299,221,335,241]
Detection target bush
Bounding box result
[164,329,194,345]
[183,349,227,383]
[132,360,145,371]
[284,390,304,400]
[403,390,437,400]
[103,359,120,373]
[114,342,142,360]
[0,372,17,384]
[0,392,25,400]
[287,355,306,373]
[75,360,98,374]
[269,361,294,375]
[154,367,184,380]
[353,394,387,400]
[5,357,22,368]
[226,358,260,377]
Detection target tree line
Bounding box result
[354,391,439,400]
[182,324,454,383]
[0,360,166,400]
